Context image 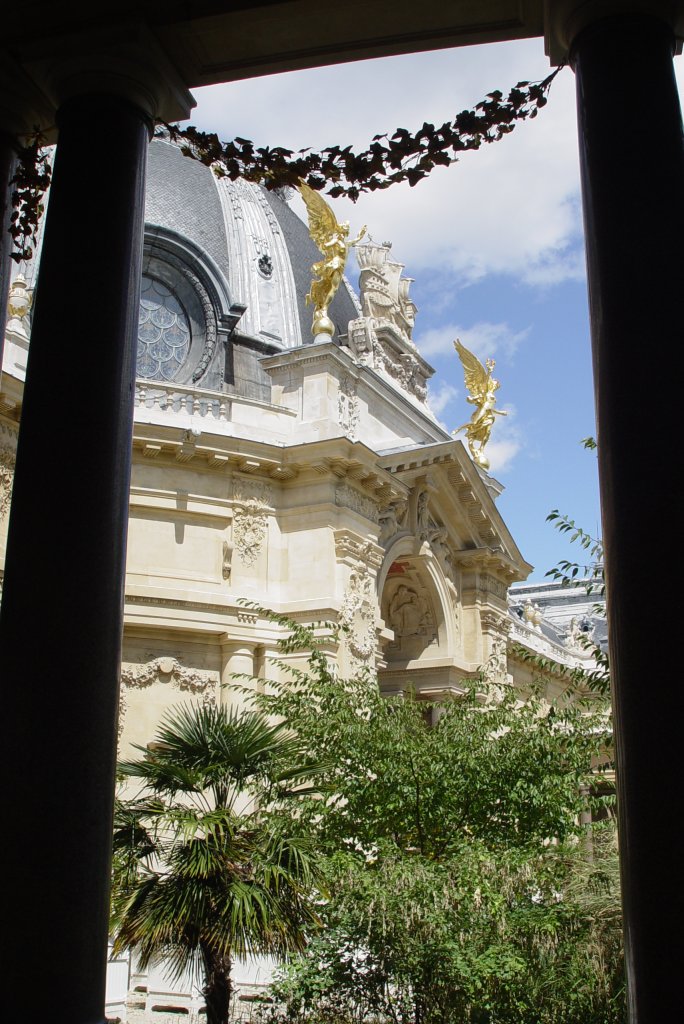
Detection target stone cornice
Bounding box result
[132,423,405,500]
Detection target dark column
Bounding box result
[572,15,684,1021]
[0,130,18,362]
[0,93,149,1024]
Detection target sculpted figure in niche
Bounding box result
[388,584,428,637]
[416,489,431,540]
[378,499,408,544]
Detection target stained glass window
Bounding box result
[137,276,191,381]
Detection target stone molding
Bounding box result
[119,657,217,737]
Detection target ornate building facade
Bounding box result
[0,138,595,1020]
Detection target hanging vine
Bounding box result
[8,67,562,261]
[9,132,52,263]
[162,68,562,198]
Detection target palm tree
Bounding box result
[111,702,324,1024]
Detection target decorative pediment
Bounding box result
[378,440,532,584]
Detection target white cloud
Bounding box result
[479,406,523,475]
[427,381,459,418]
[486,435,523,475]
[191,38,584,289]
[418,321,530,360]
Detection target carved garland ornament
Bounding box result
[233,483,272,567]
[0,445,16,519]
[340,567,377,665]
[118,657,217,737]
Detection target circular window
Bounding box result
[137,276,191,381]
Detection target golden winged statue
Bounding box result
[298,180,366,339]
[453,339,507,471]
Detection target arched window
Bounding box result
[137,276,191,381]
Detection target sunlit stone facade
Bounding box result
[0,138,593,1020]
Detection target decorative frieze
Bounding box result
[480,574,509,601]
[335,483,379,524]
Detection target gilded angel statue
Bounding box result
[298,179,366,338]
[453,339,507,471]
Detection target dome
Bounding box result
[142,139,360,400]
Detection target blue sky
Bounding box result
[189,37,684,580]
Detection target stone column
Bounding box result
[0,30,193,1018]
[569,11,684,1020]
[220,639,256,704]
[0,91,150,1024]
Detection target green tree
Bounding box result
[244,612,622,1024]
[111,703,324,1024]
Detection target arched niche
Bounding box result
[378,539,460,676]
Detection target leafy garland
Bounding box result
[9,133,52,263]
[9,67,562,261]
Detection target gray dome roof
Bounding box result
[144,139,360,352]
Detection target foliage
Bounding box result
[235,607,622,1024]
[261,832,624,1024]
[111,702,326,1024]
[8,68,562,261]
[163,68,562,202]
[543,443,609,694]
[9,131,52,263]
[545,510,604,598]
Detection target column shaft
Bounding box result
[572,15,684,1020]
[221,641,256,704]
[0,93,149,1024]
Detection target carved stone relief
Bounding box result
[345,314,429,403]
[0,444,16,519]
[334,530,384,570]
[387,584,429,637]
[118,657,218,737]
[335,483,379,524]
[355,240,417,343]
[378,499,408,545]
[233,483,272,567]
[483,634,508,685]
[338,375,360,440]
[383,568,438,659]
[480,574,509,601]
[340,567,377,667]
